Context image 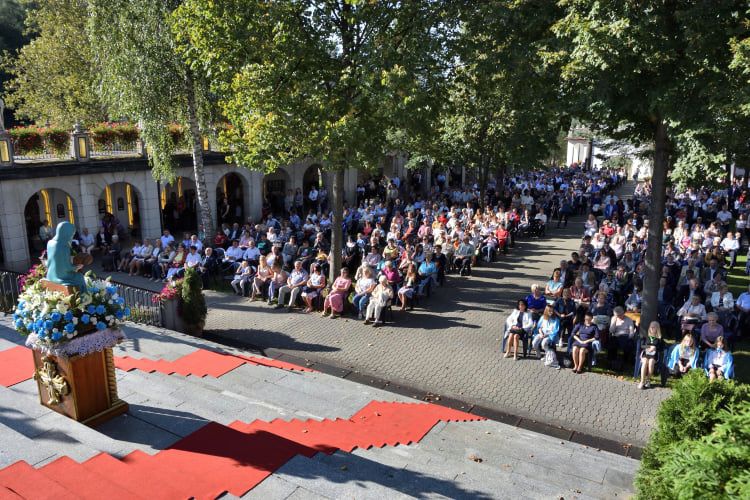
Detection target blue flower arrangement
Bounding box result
[13,274,130,347]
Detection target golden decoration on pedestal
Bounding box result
[35,357,69,405]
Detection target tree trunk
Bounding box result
[328,168,345,285]
[185,71,214,238]
[478,157,488,209]
[639,119,670,337]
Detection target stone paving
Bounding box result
[0,317,637,498]
[200,182,669,449]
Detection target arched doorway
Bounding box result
[24,188,79,256]
[216,172,244,226]
[99,182,142,240]
[263,169,291,216]
[303,164,323,212]
[161,176,198,234]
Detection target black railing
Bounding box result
[0,271,21,314]
[0,270,163,327]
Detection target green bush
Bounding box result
[180,267,207,327]
[91,123,118,148]
[114,123,140,144]
[636,370,750,499]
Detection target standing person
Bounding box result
[637,321,664,389]
[307,185,319,213]
[39,220,54,246]
[553,288,577,347]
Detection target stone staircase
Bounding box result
[0,319,638,499]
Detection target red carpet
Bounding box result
[0,401,483,499]
[114,349,314,375]
[0,346,35,388]
[0,345,313,389]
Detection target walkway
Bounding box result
[203,181,669,450]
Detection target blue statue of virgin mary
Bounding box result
[46,222,87,292]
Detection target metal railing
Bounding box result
[0,271,21,314]
[90,142,141,158]
[0,269,163,327]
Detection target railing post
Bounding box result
[70,123,91,162]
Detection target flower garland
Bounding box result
[12,274,130,347]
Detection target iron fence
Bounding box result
[0,270,163,327]
[0,271,20,314]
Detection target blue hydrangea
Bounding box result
[64,323,76,334]
[89,287,99,294]
[87,305,96,315]
[123,307,131,317]
[50,312,62,322]
[43,320,53,330]
[106,286,117,295]
[51,331,62,341]
[81,314,90,324]
[14,319,24,329]
[64,311,74,322]
[115,310,124,320]
[96,322,107,331]
[95,304,106,315]
[116,297,125,306]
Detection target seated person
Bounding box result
[637,321,664,389]
[321,268,352,319]
[417,253,437,296]
[504,299,535,360]
[703,336,734,382]
[667,333,700,378]
[525,284,548,321]
[301,263,327,312]
[251,255,272,300]
[267,263,287,304]
[608,306,636,369]
[624,286,642,312]
[277,260,309,310]
[454,236,475,276]
[353,267,377,318]
[544,268,564,301]
[231,260,254,296]
[571,312,599,374]
[677,294,707,331]
[364,275,393,326]
[531,305,560,359]
[397,264,417,311]
[699,312,725,350]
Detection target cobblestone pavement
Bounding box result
[203,182,670,448]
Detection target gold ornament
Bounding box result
[35,357,69,405]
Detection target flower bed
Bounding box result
[8,126,72,157]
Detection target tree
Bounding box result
[4,0,105,126]
[433,1,566,207]
[174,0,444,283]
[552,1,748,335]
[88,0,215,236]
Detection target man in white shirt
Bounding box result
[185,246,202,269]
[243,240,261,264]
[720,232,740,269]
[308,187,319,211]
[223,240,244,271]
[160,230,175,249]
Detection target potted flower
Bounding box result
[154,267,206,336]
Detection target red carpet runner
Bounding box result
[0,401,484,499]
[0,345,312,388]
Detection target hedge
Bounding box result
[635,370,750,499]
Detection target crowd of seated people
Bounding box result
[503,177,742,386]
[104,165,623,326]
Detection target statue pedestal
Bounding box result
[32,347,128,426]
[29,280,128,426]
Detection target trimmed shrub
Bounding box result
[636,370,750,498]
[180,267,207,327]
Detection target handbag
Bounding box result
[544,350,559,368]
